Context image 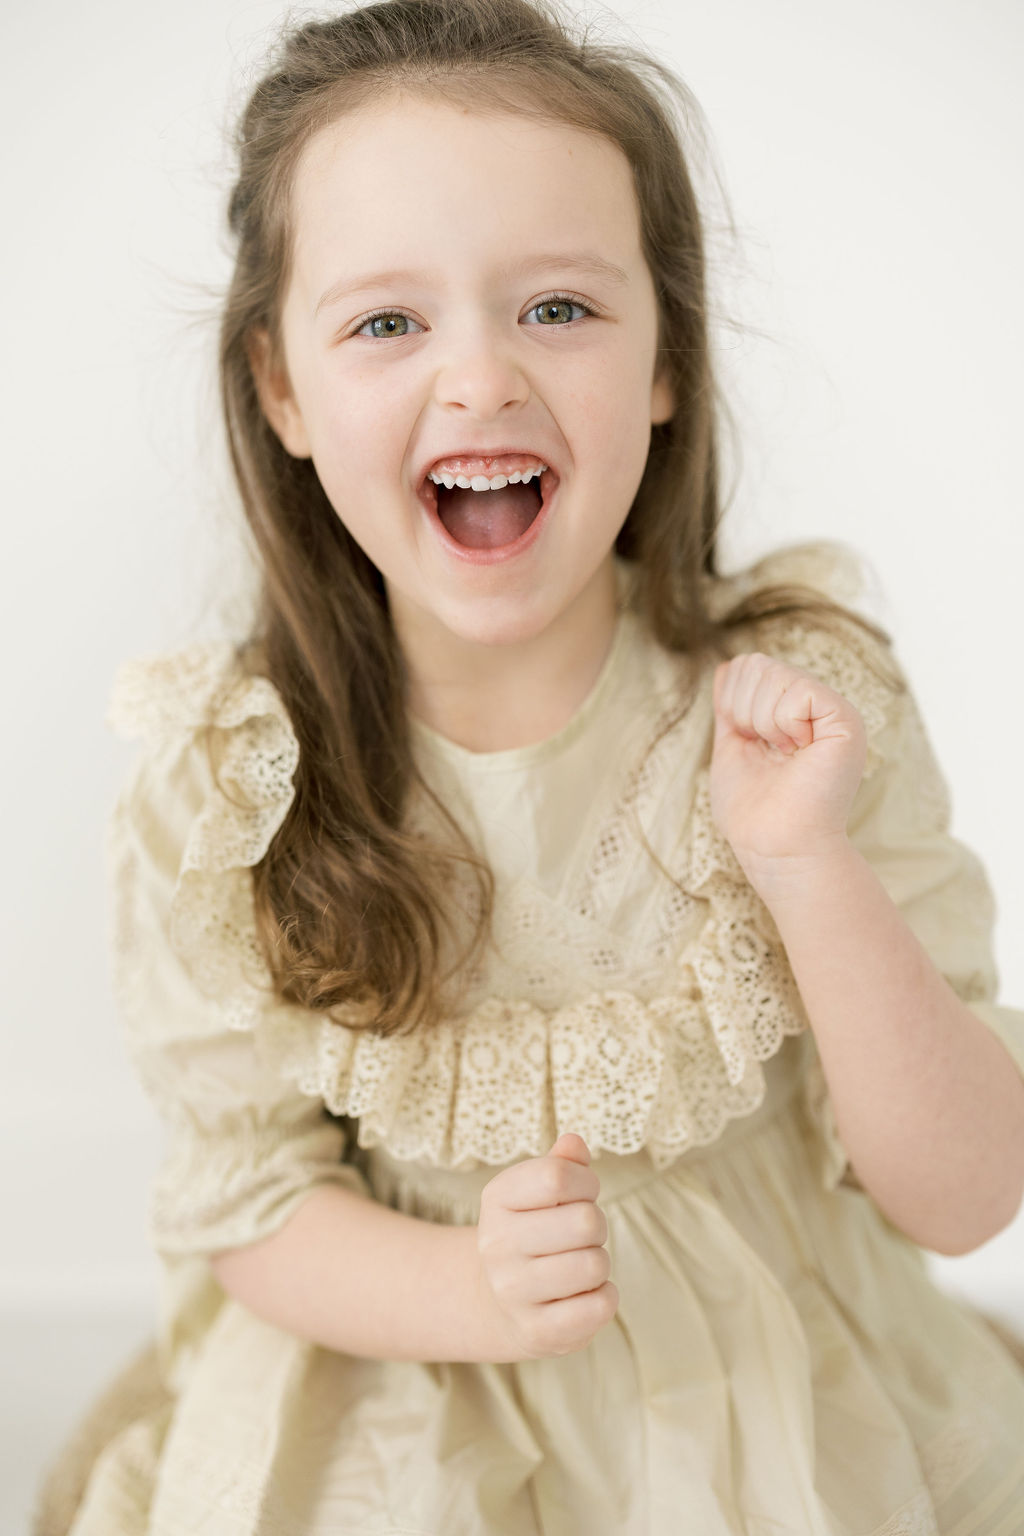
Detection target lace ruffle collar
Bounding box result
[107,540,899,1171]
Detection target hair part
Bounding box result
[216,0,902,1039]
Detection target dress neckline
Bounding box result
[409,583,637,776]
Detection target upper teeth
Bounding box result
[427,464,548,491]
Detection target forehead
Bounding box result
[288,94,642,284]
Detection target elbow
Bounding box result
[881,1174,1024,1257]
[930,1186,1024,1258]
[929,1230,991,1259]
[965,1145,1024,1254]
[982,1177,1024,1251]
[934,1116,1024,1257]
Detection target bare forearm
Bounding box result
[758,842,1024,1254]
[210,1184,510,1362]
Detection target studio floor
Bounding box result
[3,1308,153,1536]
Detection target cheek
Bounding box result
[301,372,414,547]
[318,363,411,454]
[300,373,384,482]
[572,370,651,478]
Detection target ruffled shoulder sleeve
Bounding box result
[106,642,371,1262]
[724,540,1024,1190]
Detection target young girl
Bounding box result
[36,0,1024,1531]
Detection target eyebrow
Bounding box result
[313,252,630,317]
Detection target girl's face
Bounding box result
[254,93,674,659]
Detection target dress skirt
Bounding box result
[36,1036,1024,1536]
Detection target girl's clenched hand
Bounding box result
[474,1132,618,1362]
[710,653,867,895]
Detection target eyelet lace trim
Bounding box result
[108,642,299,1033]
[107,542,904,1173]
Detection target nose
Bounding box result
[432,326,531,416]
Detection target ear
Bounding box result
[247,326,312,459]
[650,359,675,426]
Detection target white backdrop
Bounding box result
[2,0,1021,1326]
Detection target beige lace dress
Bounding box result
[36,542,1024,1535]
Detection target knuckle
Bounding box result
[536,1307,581,1358]
[583,1281,615,1326]
[569,1205,592,1244]
[589,1247,611,1286]
[577,1204,605,1245]
[575,1247,602,1289]
[548,1322,581,1358]
[524,1315,555,1357]
[476,1222,499,1253]
[490,1266,515,1301]
[539,1160,570,1202]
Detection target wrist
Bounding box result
[738,835,861,914]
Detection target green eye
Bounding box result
[528,297,590,325]
[357,311,419,339]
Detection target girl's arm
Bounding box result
[711,650,1024,1256]
[210,1185,504,1362]
[759,842,1024,1255]
[210,1132,617,1363]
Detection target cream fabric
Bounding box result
[37,540,1024,1535]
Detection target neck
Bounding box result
[394,559,621,753]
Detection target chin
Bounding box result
[443,607,552,650]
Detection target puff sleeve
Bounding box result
[106,644,373,1262]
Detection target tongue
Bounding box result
[437,483,541,549]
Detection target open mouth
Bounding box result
[420,470,556,553]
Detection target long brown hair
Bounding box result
[217,0,901,1038]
